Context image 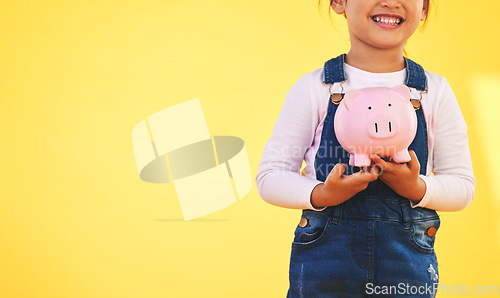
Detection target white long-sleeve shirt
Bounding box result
[256,63,475,211]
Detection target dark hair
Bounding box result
[319,0,431,27]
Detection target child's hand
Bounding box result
[370,150,426,204]
[310,163,378,209]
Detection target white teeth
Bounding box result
[373,16,402,25]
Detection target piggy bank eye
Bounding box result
[388,103,392,107]
[368,106,372,110]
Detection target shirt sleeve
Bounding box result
[411,79,476,211]
[255,74,325,210]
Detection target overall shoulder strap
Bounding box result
[404,57,428,91]
[323,54,346,84]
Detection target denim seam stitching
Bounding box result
[410,216,440,223]
[350,220,373,270]
[342,215,402,222]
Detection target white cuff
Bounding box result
[409,175,432,208]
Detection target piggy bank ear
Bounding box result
[390,85,411,102]
[342,90,363,110]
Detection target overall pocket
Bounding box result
[291,209,333,248]
[410,216,440,254]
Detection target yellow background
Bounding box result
[1,0,499,297]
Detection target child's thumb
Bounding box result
[408,150,420,171]
[327,163,346,182]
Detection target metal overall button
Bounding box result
[426,226,437,237]
[299,217,309,228]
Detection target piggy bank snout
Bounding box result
[366,114,399,139]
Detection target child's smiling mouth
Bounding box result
[371,15,404,26]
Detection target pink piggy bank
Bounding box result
[334,85,417,167]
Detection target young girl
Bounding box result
[255,0,475,296]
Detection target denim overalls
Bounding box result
[287,54,440,298]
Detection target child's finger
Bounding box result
[361,171,378,183]
[370,163,382,176]
[327,163,346,183]
[352,168,378,183]
[370,154,387,170]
